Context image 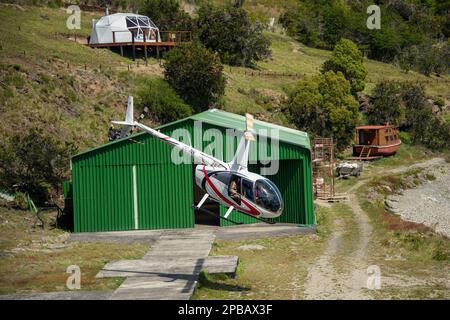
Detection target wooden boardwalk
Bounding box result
[103,229,217,300]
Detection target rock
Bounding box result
[238,244,266,251]
[386,195,399,202]
[44,243,67,250]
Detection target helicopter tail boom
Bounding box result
[111,96,135,130]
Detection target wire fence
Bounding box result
[225,67,305,79]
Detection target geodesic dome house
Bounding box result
[89,13,161,45]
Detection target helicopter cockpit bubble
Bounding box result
[254,179,283,215]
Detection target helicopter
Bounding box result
[112,97,283,223]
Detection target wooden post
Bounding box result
[143,33,148,64]
[112,31,115,43]
[156,46,160,59]
[120,46,123,56]
[131,33,136,61]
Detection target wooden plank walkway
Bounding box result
[107,229,216,300]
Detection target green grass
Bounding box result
[192,204,332,300]
[0,206,149,294]
[355,171,450,299]
[0,5,163,151]
[1,5,448,151]
[369,143,431,170]
[222,31,449,119]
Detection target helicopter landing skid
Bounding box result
[193,205,276,225]
[193,205,243,225]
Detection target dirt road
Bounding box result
[302,158,447,300]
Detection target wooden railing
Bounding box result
[159,31,192,43]
[109,30,192,44]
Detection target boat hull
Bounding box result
[353,142,401,157]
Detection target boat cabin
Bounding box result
[353,125,401,158]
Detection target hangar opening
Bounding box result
[192,166,220,226]
[68,109,315,232]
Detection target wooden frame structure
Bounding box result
[88,30,192,61]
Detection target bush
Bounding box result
[163,43,226,111]
[367,81,450,150]
[0,128,76,204]
[367,81,405,126]
[321,39,367,95]
[276,1,448,76]
[285,71,360,150]
[135,78,193,124]
[196,4,271,67]
[398,42,450,76]
[140,0,193,31]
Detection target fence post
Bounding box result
[143,33,148,65]
[131,33,136,61]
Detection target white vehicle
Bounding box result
[113,97,284,223]
[336,162,363,178]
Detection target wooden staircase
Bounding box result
[359,146,371,159]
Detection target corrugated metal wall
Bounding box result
[72,119,314,232]
[72,131,194,232]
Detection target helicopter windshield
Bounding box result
[254,179,283,214]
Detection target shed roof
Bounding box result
[73,109,310,159]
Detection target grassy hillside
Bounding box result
[0,5,153,151]
[1,4,449,150]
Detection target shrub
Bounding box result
[196,4,271,67]
[398,42,450,76]
[0,128,76,204]
[321,39,367,95]
[135,78,193,124]
[367,81,405,126]
[285,71,360,150]
[367,81,450,150]
[163,43,225,111]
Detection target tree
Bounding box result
[322,1,349,47]
[135,78,193,124]
[367,81,405,126]
[0,128,76,204]
[366,81,450,150]
[196,4,271,67]
[140,0,193,31]
[286,71,360,150]
[321,38,368,95]
[163,43,226,111]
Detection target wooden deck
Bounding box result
[88,41,183,48]
[87,30,192,60]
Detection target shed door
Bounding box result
[73,165,135,232]
[136,163,194,230]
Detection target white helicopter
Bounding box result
[113,97,283,223]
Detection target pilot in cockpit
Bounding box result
[229,175,241,205]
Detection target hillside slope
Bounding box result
[1,4,449,151]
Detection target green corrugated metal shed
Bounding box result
[70,109,315,232]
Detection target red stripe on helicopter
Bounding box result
[202,165,260,216]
